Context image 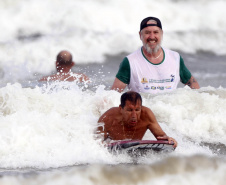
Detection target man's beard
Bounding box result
[141,35,163,55]
[144,42,161,55]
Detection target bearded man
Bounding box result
[111,17,200,93]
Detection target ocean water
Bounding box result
[0,0,226,184]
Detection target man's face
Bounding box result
[139,24,163,54]
[120,100,142,128]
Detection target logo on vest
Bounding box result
[165,86,172,89]
[140,74,175,91]
[171,74,175,82]
[157,86,164,90]
[141,77,148,84]
[144,85,150,90]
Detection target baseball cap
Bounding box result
[140,17,162,31]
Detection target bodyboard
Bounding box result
[107,140,175,156]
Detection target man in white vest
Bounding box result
[111,17,200,93]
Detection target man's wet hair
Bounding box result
[120,91,142,108]
[57,50,73,66]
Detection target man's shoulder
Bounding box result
[70,72,90,82]
[40,73,89,82]
[163,48,180,57]
[103,107,120,116]
[141,105,151,113]
[127,47,142,58]
[99,107,121,124]
[141,106,154,117]
[39,74,59,81]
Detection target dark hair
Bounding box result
[56,50,73,66]
[120,91,142,108]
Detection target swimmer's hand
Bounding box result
[157,136,177,148]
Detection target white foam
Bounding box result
[0,83,225,169]
[0,0,226,76]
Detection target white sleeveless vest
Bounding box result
[128,48,180,93]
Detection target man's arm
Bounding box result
[145,108,167,138]
[111,78,127,92]
[96,112,108,140]
[145,107,177,147]
[186,76,200,89]
[179,56,200,89]
[96,107,118,141]
[79,74,90,82]
[111,57,130,92]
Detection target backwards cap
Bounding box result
[140,17,162,31]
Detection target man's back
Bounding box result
[39,50,89,82]
[40,72,89,82]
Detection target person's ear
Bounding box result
[139,31,142,40]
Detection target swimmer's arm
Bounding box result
[82,74,90,82]
[111,78,127,93]
[186,76,200,89]
[96,109,113,141]
[156,135,177,148]
[96,115,107,139]
[145,108,177,147]
[146,108,166,138]
[96,124,112,144]
[97,108,120,142]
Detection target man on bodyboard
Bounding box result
[96,91,177,150]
